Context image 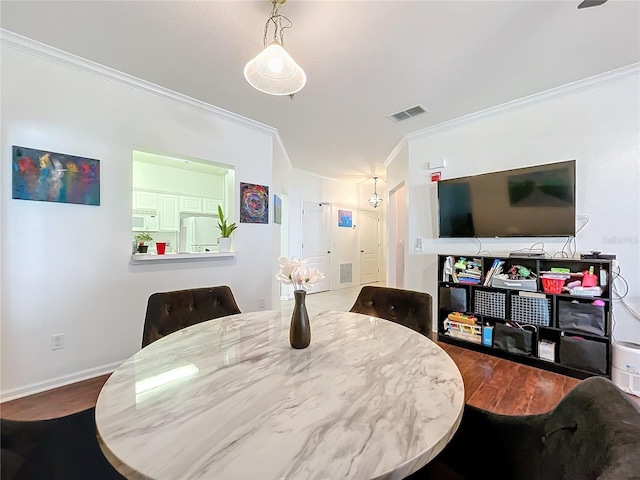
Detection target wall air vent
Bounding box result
[388,104,428,122]
[339,263,353,285]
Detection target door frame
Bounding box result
[300,200,332,294]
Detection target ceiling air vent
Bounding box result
[388,104,428,123]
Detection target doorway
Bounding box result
[388,182,406,288]
[301,201,331,293]
[359,210,380,284]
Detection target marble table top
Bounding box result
[96,309,464,480]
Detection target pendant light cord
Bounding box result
[263,1,293,48]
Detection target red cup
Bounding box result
[156,242,166,255]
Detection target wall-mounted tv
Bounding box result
[437,160,576,238]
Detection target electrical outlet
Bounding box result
[51,333,65,350]
[259,298,266,309]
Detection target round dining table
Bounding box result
[96,309,464,480]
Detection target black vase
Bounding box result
[290,290,311,349]
[137,245,149,253]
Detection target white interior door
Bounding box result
[359,210,380,284]
[301,201,330,293]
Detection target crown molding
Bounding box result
[405,63,640,142]
[0,29,284,140]
[273,133,293,171]
[383,136,408,168]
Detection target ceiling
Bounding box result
[1,1,639,183]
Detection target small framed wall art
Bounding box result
[240,182,269,224]
[12,146,100,206]
[338,209,353,228]
[273,194,282,225]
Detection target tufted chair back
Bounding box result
[412,376,640,480]
[141,286,241,348]
[349,286,433,338]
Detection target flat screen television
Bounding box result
[437,160,576,238]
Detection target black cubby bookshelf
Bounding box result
[437,254,613,380]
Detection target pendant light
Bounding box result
[244,0,306,96]
[368,177,382,208]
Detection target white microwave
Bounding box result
[132,213,159,232]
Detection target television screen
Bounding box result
[437,160,576,238]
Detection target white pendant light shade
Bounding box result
[244,42,307,96]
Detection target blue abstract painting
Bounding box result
[12,146,100,206]
[273,194,282,224]
[338,210,352,228]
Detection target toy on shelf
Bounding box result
[443,256,483,284]
[444,317,482,343]
[540,266,603,296]
[447,312,477,325]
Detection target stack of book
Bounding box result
[457,258,482,284]
[483,259,505,286]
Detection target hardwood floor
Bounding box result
[1,343,583,421]
[1,374,111,421]
[440,342,580,414]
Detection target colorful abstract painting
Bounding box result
[12,146,100,206]
[273,194,282,225]
[338,209,353,228]
[240,182,269,224]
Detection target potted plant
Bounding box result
[134,232,153,253]
[216,205,237,253]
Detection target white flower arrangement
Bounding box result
[276,257,325,291]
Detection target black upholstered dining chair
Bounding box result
[141,285,241,347]
[409,376,640,480]
[1,408,125,480]
[349,285,433,337]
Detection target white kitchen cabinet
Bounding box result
[203,198,223,215]
[179,196,203,213]
[158,194,179,231]
[133,191,158,210]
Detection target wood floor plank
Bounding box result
[495,383,533,416]
[461,364,495,402]
[466,383,503,411]
[483,359,519,391]
[1,374,110,421]
[528,384,564,414]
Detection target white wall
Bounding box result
[272,139,291,303]
[399,68,640,343]
[0,38,277,399]
[386,142,409,287]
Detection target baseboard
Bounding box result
[0,360,125,402]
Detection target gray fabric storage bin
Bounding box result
[559,336,607,374]
[558,301,605,336]
[493,323,535,356]
[439,286,467,312]
[491,277,537,292]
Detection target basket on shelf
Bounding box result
[541,275,566,294]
